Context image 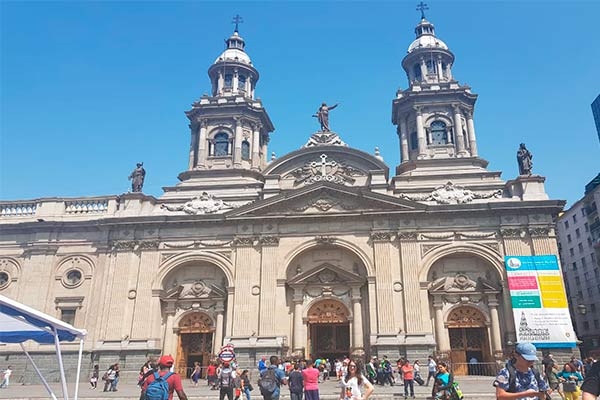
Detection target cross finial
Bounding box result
[416,2,429,20]
[232,14,243,32]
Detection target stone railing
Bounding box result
[0,202,38,217]
[65,199,110,214]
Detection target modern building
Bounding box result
[592,94,600,143]
[558,174,600,357]
[0,14,573,381]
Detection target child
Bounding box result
[89,365,99,389]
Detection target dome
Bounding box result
[214,48,252,65]
[408,35,449,53]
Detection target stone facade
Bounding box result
[0,17,576,382]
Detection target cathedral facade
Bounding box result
[0,16,570,380]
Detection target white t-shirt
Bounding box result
[413,363,420,373]
[342,376,369,400]
[428,360,437,372]
[3,369,11,379]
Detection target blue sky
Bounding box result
[1,1,599,207]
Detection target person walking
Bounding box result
[542,354,564,400]
[413,360,424,386]
[218,361,236,400]
[0,366,12,389]
[432,362,454,400]
[426,357,437,386]
[401,359,415,399]
[103,363,119,392]
[288,364,304,400]
[191,362,201,387]
[302,360,320,400]
[493,342,550,400]
[89,365,99,389]
[258,357,267,373]
[240,369,252,400]
[557,362,583,400]
[581,360,600,399]
[141,355,188,400]
[207,361,218,390]
[366,358,377,384]
[259,355,287,400]
[340,358,374,400]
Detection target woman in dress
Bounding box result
[192,361,202,387]
[340,358,374,400]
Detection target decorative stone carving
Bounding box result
[401,182,502,204]
[318,269,337,283]
[138,240,160,250]
[232,237,255,247]
[458,231,497,239]
[161,192,233,215]
[397,231,419,241]
[482,242,501,253]
[420,232,454,240]
[198,240,233,247]
[500,228,525,238]
[160,253,179,262]
[421,244,441,256]
[288,154,364,186]
[178,312,214,333]
[307,299,349,323]
[447,306,487,328]
[315,236,337,245]
[110,240,138,251]
[293,196,358,212]
[370,232,393,242]
[180,280,213,299]
[259,236,280,246]
[304,131,347,147]
[393,281,404,292]
[528,227,551,237]
[431,273,477,292]
[163,241,195,249]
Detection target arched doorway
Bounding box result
[307,299,350,360]
[447,306,491,376]
[176,312,214,378]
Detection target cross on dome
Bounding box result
[416,1,429,20]
[232,14,243,33]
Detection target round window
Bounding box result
[64,269,83,288]
[0,271,9,289]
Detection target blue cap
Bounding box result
[516,342,538,361]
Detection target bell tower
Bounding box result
[162,20,275,203]
[391,5,505,197]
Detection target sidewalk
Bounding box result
[0,376,502,399]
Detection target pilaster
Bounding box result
[398,231,424,333]
[232,237,260,336]
[452,104,467,156]
[131,241,160,339]
[258,236,280,335]
[415,107,427,159]
[370,232,396,334]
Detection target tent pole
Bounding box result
[19,343,58,400]
[73,339,83,400]
[53,328,70,400]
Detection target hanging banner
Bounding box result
[504,255,576,348]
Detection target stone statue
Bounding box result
[313,102,339,132]
[128,162,146,192]
[517,143,533,176]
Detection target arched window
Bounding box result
[430,120,448,145]
[214,133,229,156]
[241,140,250,160]
[413,64,422,81]
[426,59,436,75]
[238,74,246,92]
[224,74,233,89]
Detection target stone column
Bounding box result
[292,287,304,354]
[445,63,453,80]
[399,119,409,163]
[415,107,427,159]
[261,136,269,165]
[371,232,396,334]
[197,119,208,169]
[232,238,259,336]
[466,111,478,157]
[213,302,225,354]
[436,56,443,81]
[246,76,252,97]
[163,307,177,356]
[217,71,224,94]
[251,124,261,170]
[233,117,243,167]
[188,125,197,170]
[351,286,364,352]
[432,296,450,352]
[232,68,239,93]
[529,227,556,255]
[488,296,503,356]
[259,236,280,335]
[398,232,424,332]
[420,58,428,81]
[452,104,467,156]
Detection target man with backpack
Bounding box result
[218,361,237,400]
[493,342,550,400]
[141,355,188,400]
[259,355,287,400]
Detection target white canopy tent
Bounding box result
[0,294,87,400]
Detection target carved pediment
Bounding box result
[288,263,365,286]
[163,279,227,300]
[226,182,424,218]
[429,273,500,293]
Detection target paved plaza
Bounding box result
[0,375,528,400]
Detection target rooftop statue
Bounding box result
[517,143,533,176]
[313,102,339,132]
[128,162,146,192]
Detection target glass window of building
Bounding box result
[410,132,418,150]
[60,309,76,325]
[576,228,581,238]
[238,74,246,92]
[430,121,448,145]
[241,140,250,160]
[578,243,584,253]
[413,64,422,81]
[567,234,572,243]
[224,74,233,89]
[214,133,229,156]
[573,214,577,223]
[585,222,589,232]
[565,220,570,229]
[570,248,575,256]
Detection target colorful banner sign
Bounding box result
[504,255,576,348]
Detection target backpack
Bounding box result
[220,369,233,388]
[145,371,173,400]
[258,368,278,395]
[449,381,463,400]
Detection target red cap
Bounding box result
[158,355,174,367]
[223,361,230,367]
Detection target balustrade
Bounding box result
[0,202,38,217]
[65,199,109,214]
